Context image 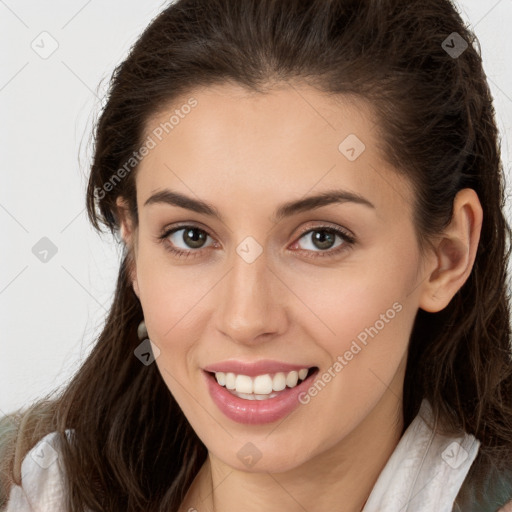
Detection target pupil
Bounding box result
[313,230,335,250]
[184,228,206,248]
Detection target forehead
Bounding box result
[137,82,414,221]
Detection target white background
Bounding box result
[1,0,511,415]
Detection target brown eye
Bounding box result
[296,228,350,252]
[179,227,208,249]
[289,224,356,260]
[166,227,212,250]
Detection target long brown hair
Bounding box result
[2,0,511,510]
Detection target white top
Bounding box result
[5,429,69,511]
[2,399,490,511]
[362,399,480,511]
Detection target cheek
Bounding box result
[135,245,198,345]
[287,280,413,444]
[136,258,206,405]
[292,251,416,341]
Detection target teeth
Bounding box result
[235,374,254,394]
[286,371,298,388]
[232,391,279,400]
[225,372,236,390]
[273,372,286,391]
[214,368,311,395]
[216,372,226,386]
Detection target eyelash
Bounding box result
[157,223,356,260]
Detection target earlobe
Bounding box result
[419,188,483,313]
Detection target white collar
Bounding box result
[362,398,480,512]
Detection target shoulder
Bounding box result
[3,431,69,512]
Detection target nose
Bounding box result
[213,249,288,346]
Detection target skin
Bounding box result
[116,82,483,512]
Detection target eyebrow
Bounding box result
[143,188,375,222]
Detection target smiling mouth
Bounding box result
[206,366,318,400]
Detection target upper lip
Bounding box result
[203,359,315,376]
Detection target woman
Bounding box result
[1,0,511,510]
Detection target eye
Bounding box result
[158,225,215,259]
[168,226,212,249]
[157,223,355,260]
[291,225,355,258]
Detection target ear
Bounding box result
[116,196,140,299]
[419,188,483,313]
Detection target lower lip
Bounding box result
[203,369,318,425]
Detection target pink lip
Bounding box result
[203,367,319,425]
[203,359,314,377]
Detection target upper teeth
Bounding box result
[215,368,309,394]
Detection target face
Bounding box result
[120,82,429,473]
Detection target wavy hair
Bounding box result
[2,0,511,510]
